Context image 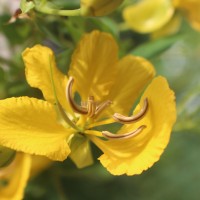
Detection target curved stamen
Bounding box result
[87,96,96,118]
[102,125,146,139]
[94,100,112,118]
[113,98,148,124]
[66,77,88,114]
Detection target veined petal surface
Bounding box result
[69,31,118,101]
[0,153,31,200]
[107,55,155,115]
[123,0,174,33]
[91,76,176,175]
[22,45,70,111]
[0,97,73,161]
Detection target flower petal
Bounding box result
[91,76,176,175]
[176,0,200,32]
[123,0,174,33]
[0,97,73,161]
[69,30,118,101]
[22,45,70,111]
[151,13,182,39]
[107,55,155,115]
[0,153,31,200]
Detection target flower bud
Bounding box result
[81,0,124,16]
[0,146,16,168]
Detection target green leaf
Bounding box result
[149,30,200,133]
[86,17,119,40]
[131,34,184,58]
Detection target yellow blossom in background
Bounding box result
[123,0,174,33]
[81,0,124,16]
[0,150,52,200]
[123,0,200,35]
[0,153,31,200]
[173,0,200,31]
[0,31,176,175]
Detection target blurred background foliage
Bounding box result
[0,0,200,200]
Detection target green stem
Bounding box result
[56,102,80,131]
[49,56,80,131]
[35,6,81,16]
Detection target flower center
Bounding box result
[66,77,112,118]
[64,77,148,140]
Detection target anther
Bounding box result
[87,96,96,118]
[66,77,88,114]
[66,77,112,118]
[113,98,148,124]
[102,125,146,139]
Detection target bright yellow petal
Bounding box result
[123,0,175,33]
[69,30,118,102]
[91,76,176,175]
[0,97,73,161]
[22,45,70,111]
[0,153,31,200]
[107,55,155,115]
[176,0,200,32]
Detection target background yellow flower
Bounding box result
[123,0,200,36]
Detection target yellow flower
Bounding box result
[0,31,176,175]
[123,0,200,34]
[174,0,200,31]
[0,153,31,200]
[81,0,124,16]
[0,147,52,200]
